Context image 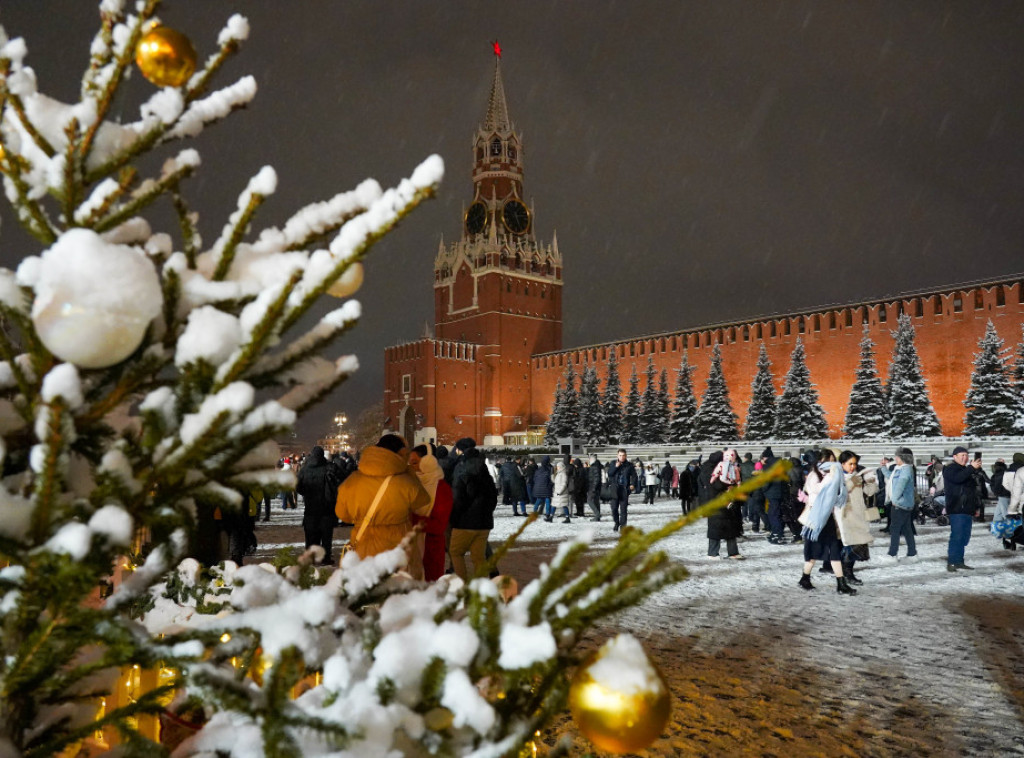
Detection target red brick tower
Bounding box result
[432,49,562,443]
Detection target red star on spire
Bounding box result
[492,40,502,58]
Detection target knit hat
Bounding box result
[761,447,774,460]
[951,445,969,456]
[1012,452,1024,466]
[376,434,407,454]
[455,437,476,452]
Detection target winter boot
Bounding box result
[842,562,863,585]
[798,573,814,591]
[818,563,834,575]
[836,576,858,595]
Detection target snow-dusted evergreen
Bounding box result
[600,349,623,444]
[621,364,643,444]
[772,338,828,439]
[742,342,776,440]
[0,8,766,754]
[669,351,697,442]
[886,314,942,437]
[543,378,566,444]
[656,368,671,442]
[963,320,1018,436]
[843,326,889,439]
[1013,324,1024,433]
[692,344,739,441]
[560,358,580,439]
[576,363,603,442]
[638,356,662,443]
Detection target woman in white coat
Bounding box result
[835,451,878,586]
[546,457,572,524]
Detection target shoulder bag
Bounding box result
[339,475,393,561]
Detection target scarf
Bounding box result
[801,461,848,542]
[415,454,443,516]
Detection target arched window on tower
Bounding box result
[490,138,502,157]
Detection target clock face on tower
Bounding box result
[501,199,530,235]
[465,201,487,235]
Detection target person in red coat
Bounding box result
[410,446,454,581]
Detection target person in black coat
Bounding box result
[699,450,744,559]
[587,454,604,521]
[571,458,588,516]
[532,455,554,514]
[523,457,538,503]
[679,460,699,515]
[449,449,499,580]
[606,449,639,532]
[295,445,340,565]
[500,457,529,516]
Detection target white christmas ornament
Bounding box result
[31,229,163,368]
[326,261,364,298]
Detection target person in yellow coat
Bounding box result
[335,434,431,562]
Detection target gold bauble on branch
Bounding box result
[327,262,365,298]
[568,635,671,755]
[135,24,197,87]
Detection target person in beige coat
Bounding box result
[335,434,431,563]
[836,451,878,586]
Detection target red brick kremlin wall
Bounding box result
[530,279,1024,438]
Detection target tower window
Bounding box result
[508,146,517,161]
[490,138,502,157]
[829,312,836,329]
[798,317,805,334]
[974,290,984,309]
[878,304,887,322]
[812,315,820,332]
[784,321,791,336]
[770,322,776,337]
[996,287,1005,307]
[845,309,852,327]
[953,295,962,313]
[914,298,923,317]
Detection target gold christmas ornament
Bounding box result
[568,635,671,755]
[135,24,197,87]
[327,262,364,298]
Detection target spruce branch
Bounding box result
[0,155,59,243]
[93,161,195,233]
[60,118,81,224]
[78,0,161,170]
[212,188,268,281]
[214,269,303,390]
[28,400,67,544]
[4,89,57,159]
[278,182,438,334]
[170,189,200,267]
[80,3,124,98]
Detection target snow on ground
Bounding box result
[253,493,1024,757]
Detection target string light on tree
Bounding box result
[135,23,197,87]
[568,635,671,755]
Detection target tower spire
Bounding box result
[483,47,512,133]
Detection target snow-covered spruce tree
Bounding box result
[963,320,1017,436]
[772,338,828,439]
[560,358,580,440]
[1012,324,1024,433]
[692,344,738,441]
[656,368,671,444]
[843,326,888,439]
[668,351,696,443]
[620,364,642,444]
[638,356,660,444]
[543,378,565,445]
[599,349,622,445]
[885,314,942,437]
[742,342,776,440]
[575,363,602,443]
[0,6,776,756]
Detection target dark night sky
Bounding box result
[2,2,1024,444]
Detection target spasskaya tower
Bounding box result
[385,45,562,446]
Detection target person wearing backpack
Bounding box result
[449,448,499,580]
[296,445,341,565]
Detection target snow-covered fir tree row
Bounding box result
[545,316,1024,444]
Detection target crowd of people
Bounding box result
[242,437,1024,594]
